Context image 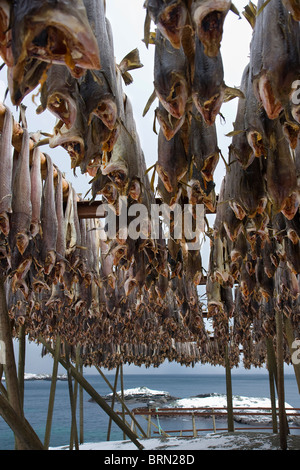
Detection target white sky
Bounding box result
[4,0,289,376]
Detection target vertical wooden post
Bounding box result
[120,363,126,440]
[266,337,278,433]
[44,336,61,449]
[17,324,26,410]
[283,317,300,393]
[212,408,216,432]
[65,343,79,450]
[192,413,197,437]
[79,359,84,445]
[0,276,25,450]
[275,309,288,450]
[147,411,151,438]
[225,344,234,432]
[107,364,120,441]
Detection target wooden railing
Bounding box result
[116,406,300,438]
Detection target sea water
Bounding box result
[0,373,299,450]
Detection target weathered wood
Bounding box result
[266,337,278,433]
[0,277,25,450]
[275,309,288,450]
[95,366,146,438]
[17,324,26,410]
[225,344,234,432]
[65,344,79,450]
[0,391,45,450]
[44,336,61,449]
[39,338,144,450]
[107,364,120,441]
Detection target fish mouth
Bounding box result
[16,232,30,255]
[192,1,231,57]
[128,179,141,201]
[100,182,118,204]
[282,121,299,150]
[24,9,100,75]
[158,1,187,49]
[0,213,10,236]
[201,152,219,182]
[47,93,77,129]
[156,108,185,141]
[193,91,224,125]
[257,75,283,119]
[281,192,299,220]
[92,98,118,130]
[156,76,188,119]
[101,156,128,187]
[156,164,174,193]
[247,130,265,157]
[44,250,56,275]
[49,126,84,168]
[229,201,246,220]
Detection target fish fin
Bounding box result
[118,48,143,73]
[256,0,272,16]
[223,86,245,102]
[225,129,245,137]
[32,137,50,149]
[230,3,241,18]
[143,8,151,48]
[121,71,134,86]
[19,103,28,129]
[242,1,257,28]
[143,89,157,117]
[153,111,158,135]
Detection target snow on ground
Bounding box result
[52,432,300,451]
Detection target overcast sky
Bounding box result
[2,0,290,376]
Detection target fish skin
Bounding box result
[190,0,231,57]
[0,107,13,237]
[156,127,188,194]
[281,0,300,21]
[30,146,42,238]
[188,105,219,182]
[145,0,188,48]
[155,100,185,141]
[11,0,100,75]
[265,118,298,218]
[41,154,58,275]
[192,36,224,125]
[54,169,66,266]
[154,28,189,120]
[10,128,32,256]
[80,0,118,129]
[250,0,300,120]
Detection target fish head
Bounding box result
[92,98,118,131]
[15,231,30,255]
[257,75,283,120]
[155,106,185,140]
[157,0,187,49]
[155,73,188,119]
[49,126,85,169]
[192,89,224,125]
[23,7,101,74]
[0,212,10,236]
[47,92,77,129]
[281,192,300,220]
[156,163,176,193]
[246,130,266,158]
[128,178,142,201]
[44,250,56,275]
[201,152,219,182]
[192,0,231,57]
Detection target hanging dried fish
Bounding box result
[41,154,58,275]
[154,28,189,120]
[29,146,42,238]
[0,107,13,237]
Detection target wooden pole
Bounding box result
[283,317,300,393]
[107,364,120,441]
[275,309,288,450]
[39,338,144,450]
[225,344,234,432]
[95,366,146,438]
[0,276,25,450]
[266,337,278,433]
[17,324,26,410]
[79,355,84,444]
[120,363,126,440]
[44,336,61,449]
[65,343,79,450]
[0,393,45,450]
